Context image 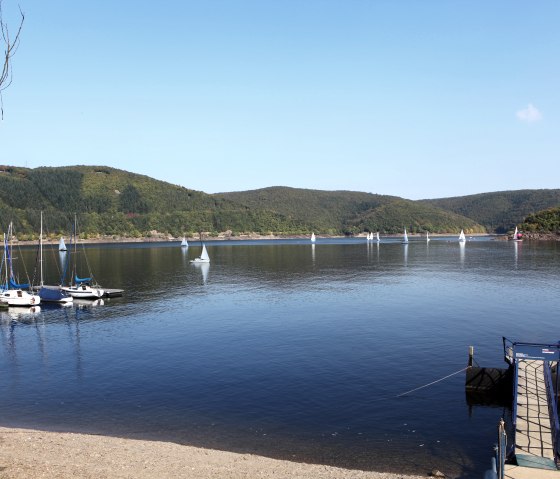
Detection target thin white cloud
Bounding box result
[516,103,542,123]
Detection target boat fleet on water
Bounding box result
[310,228,523,244]
[1,217,521,311]
[0,214,121,309]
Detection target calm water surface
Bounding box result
[1,237,559,478]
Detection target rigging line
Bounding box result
[396,365,471,398]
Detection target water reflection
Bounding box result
[459,241,465,266]
[192,262,210,285]
[311,243,316,264]
[403,243,408,266]
[514,241,519,269]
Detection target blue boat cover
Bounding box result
[75,275,91,284]
[9,278,29,289]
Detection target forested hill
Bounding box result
[215,187,484,235]
[0,165,308,238]
[419,189,560,233]
[0,165,555,238]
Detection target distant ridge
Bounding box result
[419,189,560,233]
[0,165,555,237]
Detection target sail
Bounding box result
[402,228,408,243]
[200,244,210,262]
[59,237,67,251]
[181,237,189,247]
[459,230,466,242]
[426,232,430,242]
[376,232,380,242]
[311,233,316,243]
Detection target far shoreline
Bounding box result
[11,231,511,247]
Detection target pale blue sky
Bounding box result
[1,1,558,199]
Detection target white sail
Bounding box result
[459,230,466,242]
[311,232,316,243]
[59,237,67,251]
[426,231,430,242]
[402,228,409,244]
[191,243,210,263]
[514,226,518,237]
[376,232,380,243]
[181,237,189,247]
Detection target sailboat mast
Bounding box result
[40,212,44,286]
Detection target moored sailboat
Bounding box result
[60,215,104,299]
[0,223,41,307]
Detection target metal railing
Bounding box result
[544,361,560,465]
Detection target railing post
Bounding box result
[497,419,506,479]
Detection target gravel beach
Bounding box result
[0,427,429,479]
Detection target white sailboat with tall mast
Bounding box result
[60,215,104,299]
[0,222,41,307]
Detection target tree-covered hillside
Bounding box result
[519,207,560,234]
[0,166,306,238]
[217,187,485,234]
[420,189,560,233]
[3,165,554,238]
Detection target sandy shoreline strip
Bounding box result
[0,427,428,479]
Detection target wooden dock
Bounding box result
[508,359,559,477]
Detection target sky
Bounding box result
[0,1,558,200]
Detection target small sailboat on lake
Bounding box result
[59,237,67,252]
[512,226,523,242]
[458,230,466,242]
[402,228,409,244]
[376,232,380,243]
[180,237,189,247]
[311,232,316,243]
[190,243,210,264]
[426,231,430,243]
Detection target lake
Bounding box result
[1,236,559,478]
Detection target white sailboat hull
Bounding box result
[61,285,104,299]
[1,289,41,306]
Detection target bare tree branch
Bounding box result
[0,0,24,119]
